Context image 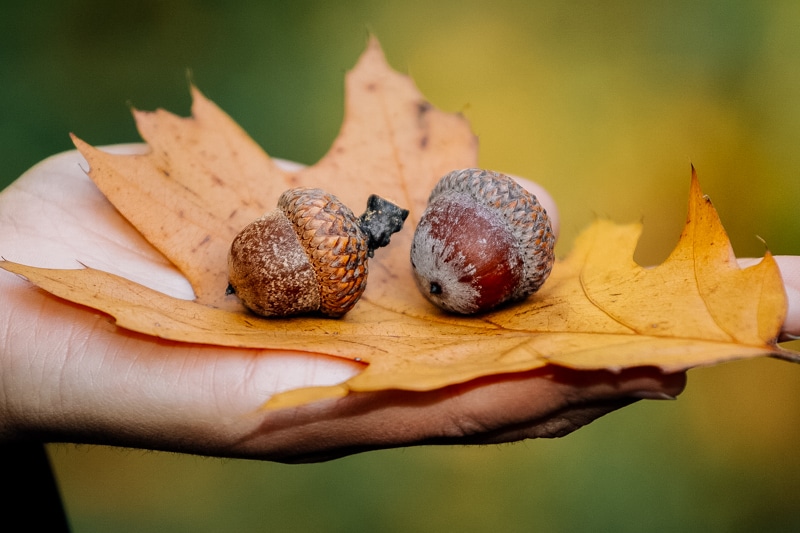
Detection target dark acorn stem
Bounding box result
[358,195,409,257]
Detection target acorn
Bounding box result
[227,187,408,318]
[410,168,555,314]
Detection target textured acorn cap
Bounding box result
[278,187,369,317]
[427,168,555,302]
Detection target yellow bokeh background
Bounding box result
[2,1,800,530]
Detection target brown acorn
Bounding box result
[410,168,555,314]
[227,187,408,317]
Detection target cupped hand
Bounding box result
[3,145,793,463]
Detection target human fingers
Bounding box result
[738,256,800,340]
[774,256,800,339]
[236,366,685,463]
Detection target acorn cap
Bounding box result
[278,187,370,317]
[428,168,555,301]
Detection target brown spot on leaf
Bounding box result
[417,100,432,116]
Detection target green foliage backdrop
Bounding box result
[3,1,800,531]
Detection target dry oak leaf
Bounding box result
[1,37,797,410]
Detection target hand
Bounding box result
[1,145,791,464]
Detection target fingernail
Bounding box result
[630,391,678,401]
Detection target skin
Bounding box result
[1,145,797,464]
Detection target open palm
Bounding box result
[8,145,797,462]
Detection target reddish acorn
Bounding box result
[410,168,555,314]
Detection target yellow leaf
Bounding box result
[0,37,795,410]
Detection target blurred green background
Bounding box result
[3,0,800,531]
